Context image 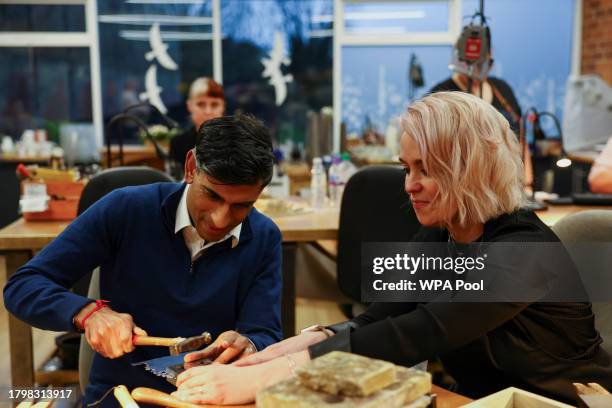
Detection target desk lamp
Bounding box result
[106,113,167,168]
[520,108,548,210]
[535,111,572,169]
[106,102,176,168]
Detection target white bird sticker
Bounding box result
[139,65,168,114]
[261,31,293,106]
[145,22,178,71]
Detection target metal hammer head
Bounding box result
[169,332,212,356]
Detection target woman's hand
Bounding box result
[234,331,329,367]
[172,351,311,405]
[172,363,259,405]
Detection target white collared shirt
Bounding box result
[175,184,241,261]
[173,184,256,351]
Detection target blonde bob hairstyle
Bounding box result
[401,91,526,228]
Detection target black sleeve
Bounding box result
[309,302,417,358]
[310,302,528,367]
[352,302,418,327]
[349,302,528,366]
[308,219,549,365]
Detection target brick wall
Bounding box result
[581,0,612,84]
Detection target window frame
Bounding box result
[0,0,583,152]
[0,0,103,147]
[333,0,461,152]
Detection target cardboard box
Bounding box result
[463,387,574,408]
[22,180,85,221]
[23,199,80,221]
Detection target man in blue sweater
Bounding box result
[4,114,283,405]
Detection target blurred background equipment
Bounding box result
[59,123,99,167]
[408,53,425,102]
[106,102,175,169]
[562,75,612,153]
[449,0,491,85]
[522,108,573,197]
[305,107,334,163]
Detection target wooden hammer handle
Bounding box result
[114,385,140,408]
[132,335,185,347]
[131,387,201,408]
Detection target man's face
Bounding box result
[184,151,262,242]
[187,95,225,130]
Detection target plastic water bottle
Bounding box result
[328,154,342,207]
[337,152,357,200]
[322,154,333,175]
[310,157,327,209]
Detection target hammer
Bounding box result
[132,331,212,355]
[131,387,201,408]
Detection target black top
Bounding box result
[310,211,611,403]
[169,125,198,171]
[430,77,522,133]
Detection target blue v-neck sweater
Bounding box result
[4,182,282,403]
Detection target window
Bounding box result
[222,0,333,147]
[0,47,91,139]
[338,0,459,138]
[0,2,95,142]
[342,45,451,134]
[344,1,449,35]
[339,0,576,138]
[0,4,86,32]
[97,1,215,140]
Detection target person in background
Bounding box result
[588,136,612,193]
[430,28,521,133]
[169,92,610,406]
[170,77,225,176]
[4,114,282,407]
[430,27,534,187]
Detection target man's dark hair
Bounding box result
[195,114,274,186]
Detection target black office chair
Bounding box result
[552,210,612,356]
[76,166,174,392]
[77,166,174,215]
[337,165,422,307]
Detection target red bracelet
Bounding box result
[78,299,109,330]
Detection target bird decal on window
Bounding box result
[261,31,293,106]
[145,22,178,71]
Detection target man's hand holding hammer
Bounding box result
[75,302,147,359]
[184,331,256,365]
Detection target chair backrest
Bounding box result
[552,210,612,355]
[75,166,173,392]
[77,166,174,215]
[337,165,421,302]
[73,166,174,297]
[78,268,100,393]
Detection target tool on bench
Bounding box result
[131,387,202,408]
[133,352,212,385]
[132,331,213,384]
[113,385,139,408]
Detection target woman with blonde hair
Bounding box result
[171,92,610,405]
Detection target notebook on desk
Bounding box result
[545,193,612,206]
